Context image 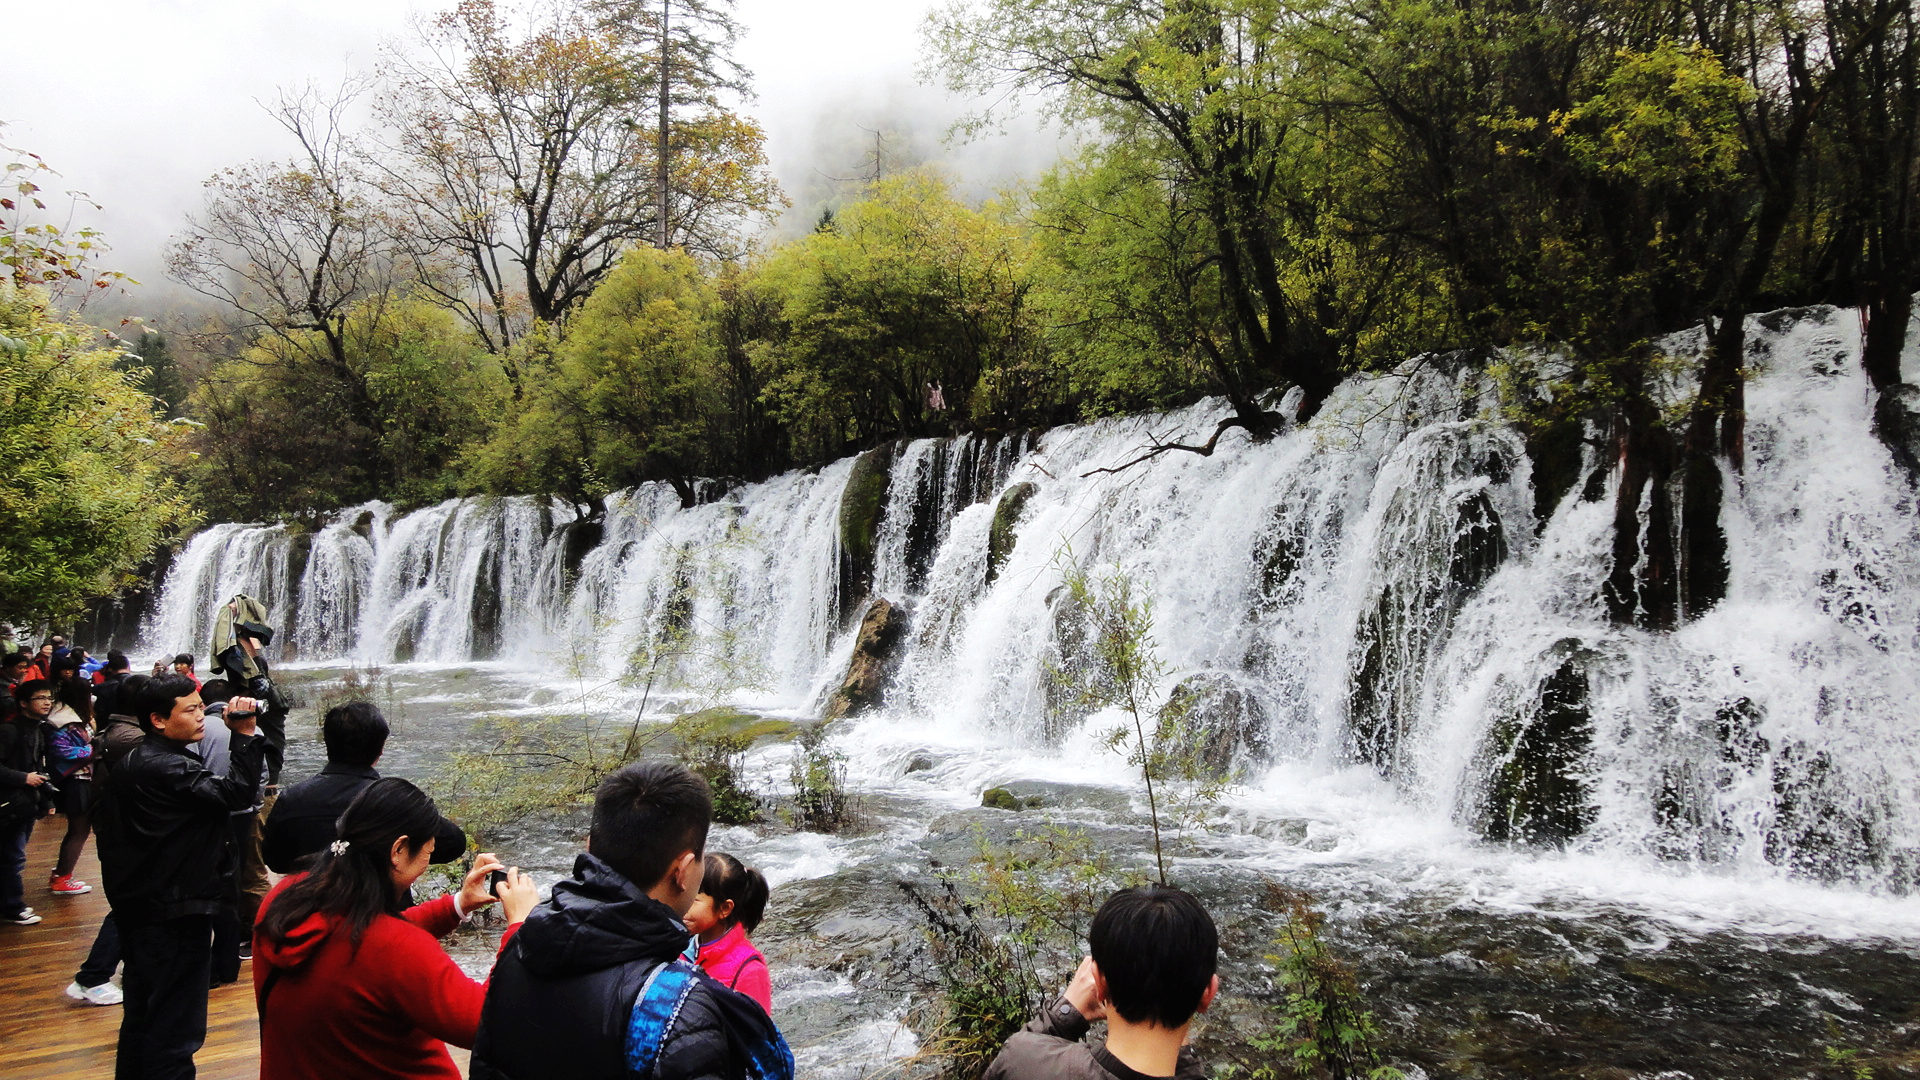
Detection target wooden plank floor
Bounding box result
[0,820,470,1079]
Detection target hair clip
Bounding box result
[329,840,351,857]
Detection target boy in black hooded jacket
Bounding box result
[471,761,791,1080]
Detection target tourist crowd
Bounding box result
[2,619,1220,1080]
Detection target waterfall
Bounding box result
[139,305,1920,889]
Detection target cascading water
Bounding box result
[140,306,1920,893]
[138,304,1920,1073]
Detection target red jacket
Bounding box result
[253,875,520,1080]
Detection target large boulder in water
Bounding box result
[825,597,908,720]
[1157,671,1272,780]
[986,482,1038,585]
[1471,647,1595,845]
[837,445,896,624]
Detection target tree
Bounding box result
[930,0,1356,427]
[0,282,195,621]
[186,295,507,519]
[116,331,188,418]
[470,247,721,506]
[375,0,779,355]
[168,82,396,467]
[753,170,1045,459]
[1,126,133,307]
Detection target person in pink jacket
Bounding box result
[683,852,772,1013]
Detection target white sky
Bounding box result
[5,0,1064,309]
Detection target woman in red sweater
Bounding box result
[253,778,537,1080]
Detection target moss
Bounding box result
[985,482,1038,584]
[678,705,801,745]
[837,444,896,622]
[980,786,1041,811]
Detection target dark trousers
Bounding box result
[0,815,31,917]
[77,910,122,987]
[117,914,212,1080]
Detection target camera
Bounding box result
[488,869,510,898]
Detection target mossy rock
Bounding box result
[980,786,1045,811]
[985,482,1038,585]
[837,444,896,623]
[678,706,801,745]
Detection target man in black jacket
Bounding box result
[1,679,54,926]
[260,701,466,873]
[97,675,267,1080]
[471,761,792,1080]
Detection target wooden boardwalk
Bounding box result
[0,822,470,1079]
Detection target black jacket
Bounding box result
[97,730,266,923]
[0,715,48,822]
[472,853,770,1080]
[261,762,468,874]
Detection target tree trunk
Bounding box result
[1605,393,1679,630]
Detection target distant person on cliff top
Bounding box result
[263,701,468,875]
[982,885,1218,1080]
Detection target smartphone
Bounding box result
[488,869,510,898]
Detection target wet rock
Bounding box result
[985,481,1037,585]
[556,517,604,579]
[825,598,907,720]
[676,705,800,745]
[837,444,896,624]
[1157,671,1272,779]
[905,755,934,774]
[1474,649,1596,845]
[980,786,1045,811]
[1873,383,1920,474]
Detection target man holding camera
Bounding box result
[96,675,269,1080]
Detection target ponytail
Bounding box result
[701,852,770,933]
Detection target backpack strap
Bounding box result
[729,954,766,991]
[624,960,698,1077]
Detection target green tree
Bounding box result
[753,170,1047,459]
[187,295,506,518]
[116,331,188,417]
[471,248,722,506]
[0,283,195,621]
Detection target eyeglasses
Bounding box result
[24,695,54,704]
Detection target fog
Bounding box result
[5,0,1069,316]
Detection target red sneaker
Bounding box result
[49,875,91,895]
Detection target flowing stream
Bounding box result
[139,306,1920,1076]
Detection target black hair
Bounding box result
[54,670,92,724]
[259,777,444,948]
[139,674,201,731]
[199,679,234,706]
[700,852,770,934]
[1088,885,1219,1029]
[51,654,81,675]
[322,702,390,768]
[12,678,53,703]
[2,652,28,669]
[590,761,711,890]
[172,653,195,668]
[106,651,130,672]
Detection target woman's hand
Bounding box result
[458,853,506,913]
[496,868,538,926]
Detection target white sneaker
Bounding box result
[2,910,40,926]
[66,981,124,1006]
